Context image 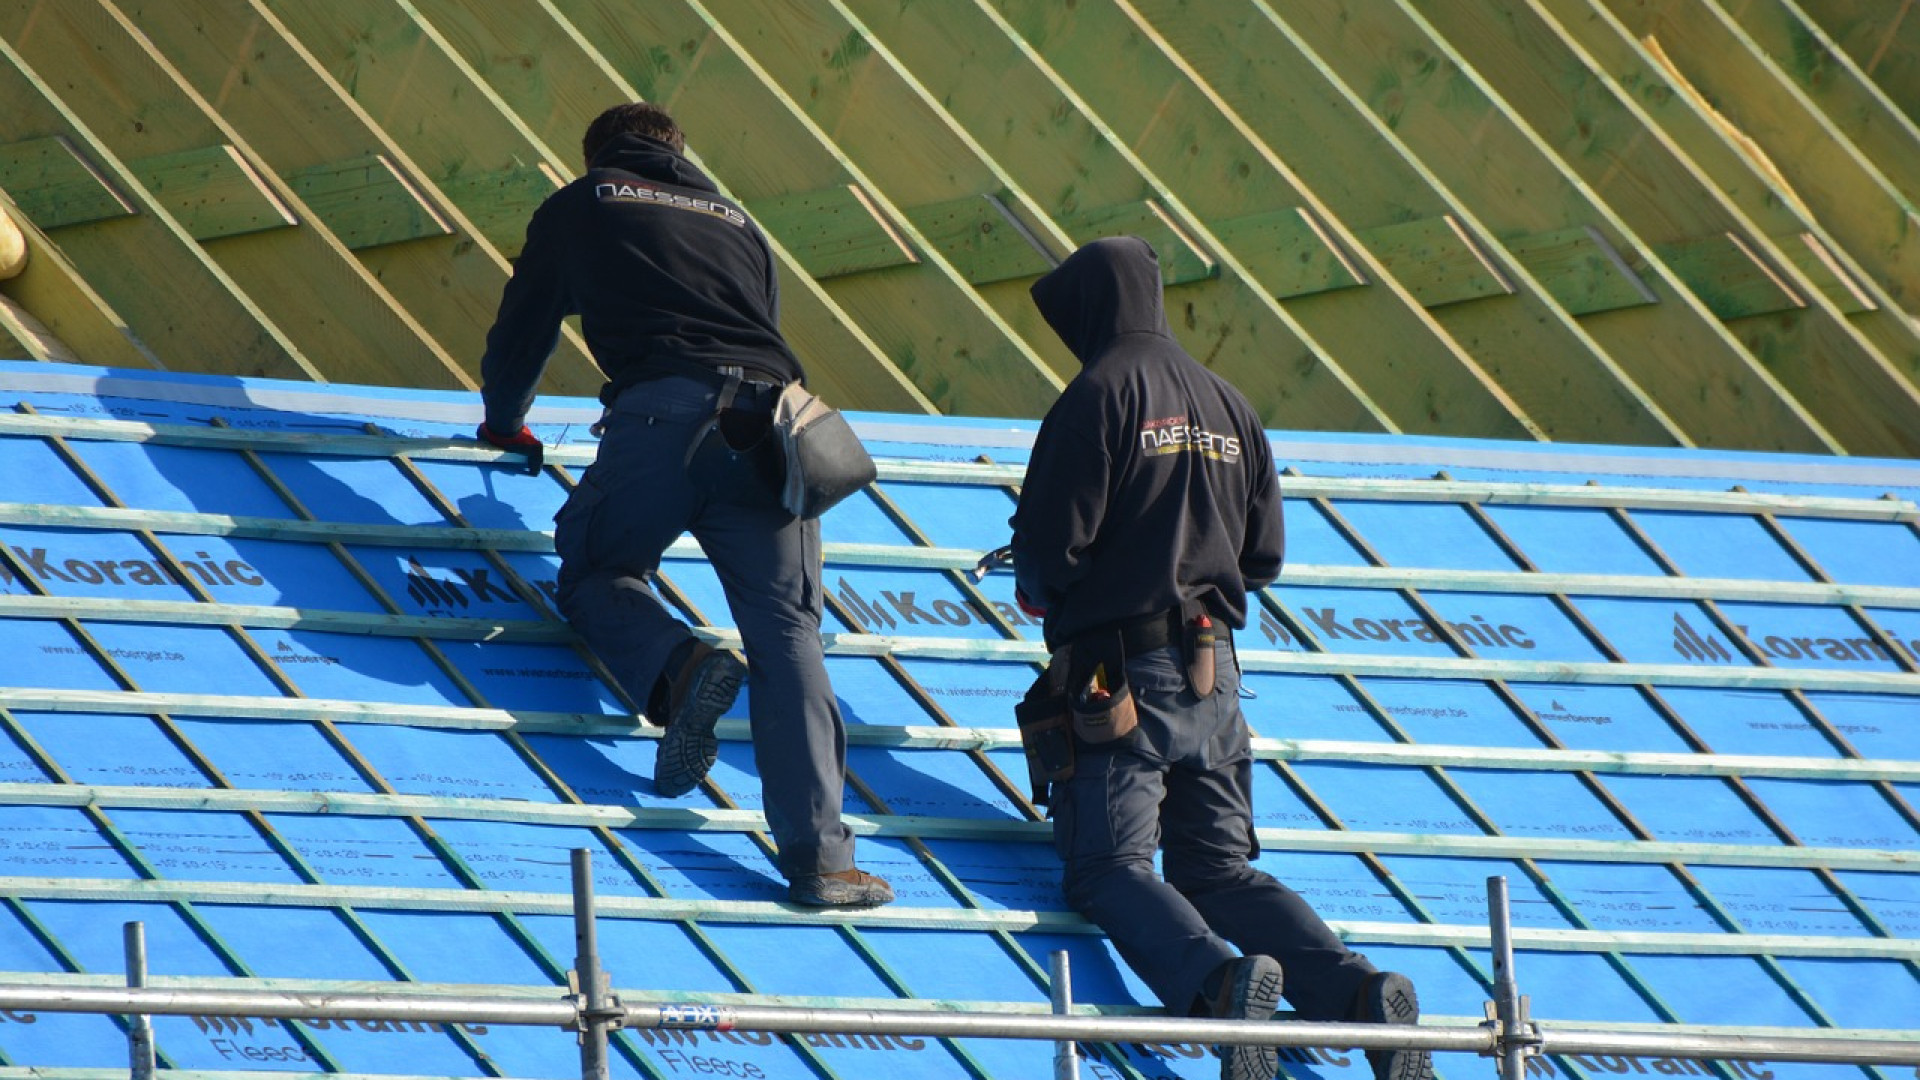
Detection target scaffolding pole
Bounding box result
[3,982,1916,1068]
[123,922,154,1080]
[0,865,1905,1077]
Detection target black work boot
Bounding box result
[1356,971,1433,1080]
[1209,954,1283,1080]
[652,640,745,797]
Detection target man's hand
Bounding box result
[477,422,544,476]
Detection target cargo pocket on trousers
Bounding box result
[551,474,606,567]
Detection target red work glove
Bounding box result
[1015,587,1048,620]
[477,422,544,475]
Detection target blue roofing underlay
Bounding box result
[0,360,1915,1079]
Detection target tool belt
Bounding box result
[1014,594,1226,806]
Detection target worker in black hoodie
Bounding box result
[475,102,890,909]
[1010,237,1430,1080]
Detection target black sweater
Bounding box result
[479,133,802,432]
[1010,237,1284,651]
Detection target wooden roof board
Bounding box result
[1272,0,1850,456]
[0,35,317,382]
[937,0,1566,439]
[1104,0,1689,446]
[114,0,606,398]
[1,0,474,391]
[1411,0,1920,458]
[1598,0,1920,322]
[541,0,1060,417]
[1525,0,1920,419]
[1795,0,1920,128]
[0,197,165,371]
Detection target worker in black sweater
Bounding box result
[1010,236,1429,1080]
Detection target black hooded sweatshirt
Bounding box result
[1010,237,1284,652]
[479,133,803,433]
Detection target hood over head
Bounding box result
[589,132,720,194]
[1029,236,1170,365]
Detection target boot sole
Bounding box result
[653,653,745,797]
[1364,973,1433,1080]
[1217,956,1283,1080]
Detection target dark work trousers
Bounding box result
[1053,641,1378,1019]
[551,375,855,881]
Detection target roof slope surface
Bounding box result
[0,362,1915,1078]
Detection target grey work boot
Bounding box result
[1357,971,1433,1080]
[787,868,895,908]
[1210,954,1283,1080]
[652,642,745,798]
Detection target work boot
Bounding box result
[1356,971,1432,1080]
[1209,954,1283,1080]
[787,868,895,908]
[652,641,746,798]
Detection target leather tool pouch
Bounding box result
[1016,646,1075,806]
[1182,598,1218,699]
[1068,630,1137,744]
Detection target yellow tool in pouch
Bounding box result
[1070,632,1137,743]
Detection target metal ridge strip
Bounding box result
[1,414,1913,518]
[0,875,1911,957]
[1,779,1908,871]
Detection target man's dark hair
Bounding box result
[582,102,684,163]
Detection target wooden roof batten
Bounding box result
[1,0,1918,451]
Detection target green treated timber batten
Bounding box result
[0,135,136,230]
[745,183,919,280]
[903,192,1053,285]
[1358,215,1515,308]
[1779,232,1878,315]
[1501,226,1658,315]
[435,163,563,259]
[1653,232,1807,320]
[1058,200,1215,285]
[283,154,454,251]
[127,145,297,242]
[1212,207,1368,300]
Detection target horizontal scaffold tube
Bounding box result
[0,985,1914,1067]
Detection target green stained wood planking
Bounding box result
[1720,0,1920,215]
[1356,214,1515,308]
[2,0,473,390]
[107,0,601,395]
[280,154,454,250]
[1781,232,1878,314]
[1794,0,1920,127]
[126,144,298,241]
[1499,225,1659,315]
[744,183,920,279]
[1273,0,1848,453]
[902,191,1056,286]
[0,195,165,369]
[393,0,937,415]
[0,136,138,230]
[1210,207,1368,299]
[528,0,1053,416]
[1089,0,1683,444]
[1594,0,1920,321]
[1525,0,1920,425]
[0,36,315,380]
[1652,231,1806,319]
[879,0,1519,435]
